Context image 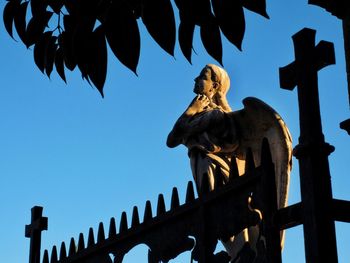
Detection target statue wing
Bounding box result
[232,97,292,209]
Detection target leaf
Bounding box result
[45,35,58,78]
[142,0,176,56]
[3,0,21,39]
[177,0,212,26]
[55,48,66,83]
[48,0,64,14]
[31,0,48,17]
[212,0,245,50]
[71,21,92,80]
[26,11,53,48]
[34,31,53,73]
[59,32,76,71]
[61,15,77,71]
[128,0,143,19]
[64,0,79,16]
[179,19,195,64]
[104,0,140,74]
[87,25,107,97]
[14,1,29,44]
[242,0,269,18]
[200,16,223,65]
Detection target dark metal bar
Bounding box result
[274,202,302,230]
[333,199,350,223]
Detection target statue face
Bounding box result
[193,67,217,99]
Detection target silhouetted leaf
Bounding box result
[64,0,79,16]
[242,0,269,18]
[48,0,64,14]
[14,1,28,44]
[200,16,222,65]
[128,0,143,19]
[176,0,208,26]
[142,0,176,56]
[193,0,212,26]
[179,20,195,64]
[61,15,77,71]
[26,11,53,48]
[105,0,140,74]
[88,25,107,97]
[31,0,48,17]
[34,31,52,73]
[45,35,58,78]
[3,0,21,39]
[60,32,76,71]
[72,28,90,80]
[55,48,66,83]
[212,0,245,50]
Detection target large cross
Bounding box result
[279,28,338,263]
[25,206,48,263]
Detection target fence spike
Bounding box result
[97,222,106,243]
[131,206,140,227]
[119,212,128,233]
[59,242,67,260]
[77,233,85,251]
[229,156,240,182]
[108,217,117,238]
[170,187,180,209]
[42,250,49,263]
[68,238,76,256]
[185,181,195,203]
[245,148,255,174]
[261,138,273,166]
[50,246,58,263]
[87,227,95,247]
[157,194,166,216]
[200,172,210,195]
[214,167,225,189]
[143,200,153,222]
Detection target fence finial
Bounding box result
[131,206,140,227]
[59,242,67,260]
[185,181,195,203]
[171,187,180,209]
[87,228,95,247]
[157,194,166,216]
[77,233,85,251]
[50,246,58,263]
[108,218,117,238]
[119,212,128,233]
[143,200,153,222]
[68,238,76,256]
[97,222,106,242]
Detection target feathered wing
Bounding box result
[231,97,292,209]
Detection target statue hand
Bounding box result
[186,95,211,116]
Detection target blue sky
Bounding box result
[1,0,350,262]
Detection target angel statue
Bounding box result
[167,64,292,262]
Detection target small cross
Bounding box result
[25,206,48,263]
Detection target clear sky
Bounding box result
[1,0,350,262]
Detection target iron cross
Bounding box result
[280,28,338,263]
[25,206,48,263]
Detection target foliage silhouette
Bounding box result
[3,0,268,96]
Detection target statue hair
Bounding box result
[205,64,232,112]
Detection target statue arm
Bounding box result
[167,108,226,148]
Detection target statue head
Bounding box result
[194,64,232,112]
